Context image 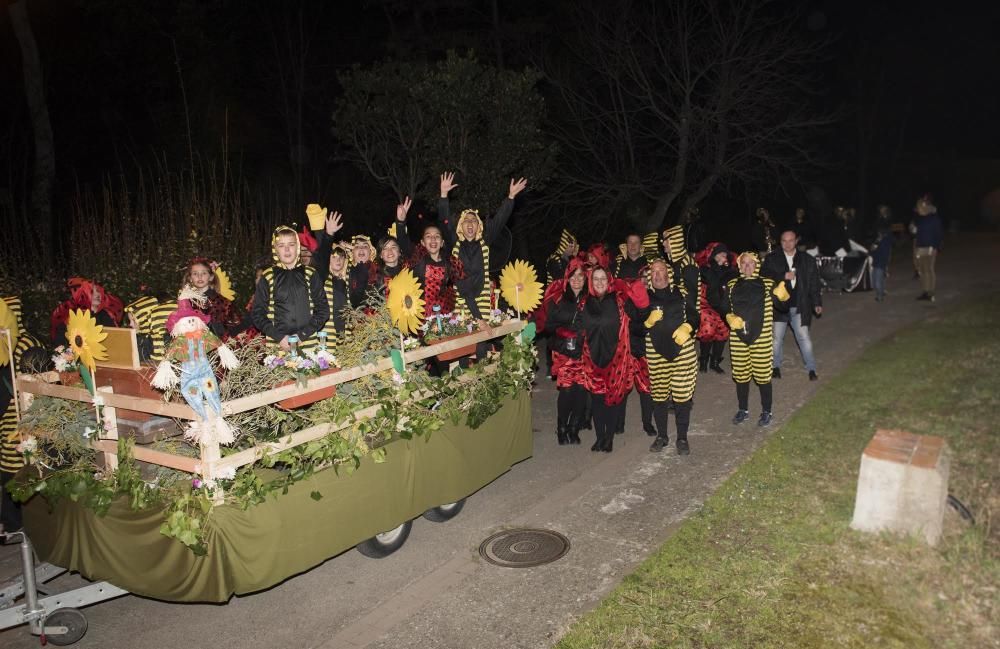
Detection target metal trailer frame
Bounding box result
[0,531,128,646]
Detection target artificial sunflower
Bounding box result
[66,308,108,375]
[0,298,18,366]
[215,266,236,302]
[500,260,543,314]
[387,269,425,335]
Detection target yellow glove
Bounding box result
[773,280,790,302]
[726,313,745,330]
[672,322,693,345]
[305,203,327,231]
[644,308,663,328]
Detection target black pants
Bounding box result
[557,384,587,429]
[737,381,773,412]
[616,389,654,433]
[1,470,22,531]
[591,393,622,444]
[699,340,726,364]
[653,399,692,442]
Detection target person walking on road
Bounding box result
[912,194,943,302]
[762,230,823,381]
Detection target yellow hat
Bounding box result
[305,204,328,231]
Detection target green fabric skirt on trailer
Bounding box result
[23,392,532,603]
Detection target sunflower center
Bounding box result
[516,283,524,291]
[404,295,413,309]
[74,334,84,348]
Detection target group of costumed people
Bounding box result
[0,173,533,533]
[537,225,793,456]
[2,176,802,532]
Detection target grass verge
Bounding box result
[556,296,999,649]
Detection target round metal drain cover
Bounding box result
[478,528,570,568]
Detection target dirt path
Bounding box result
[1,234,994,649]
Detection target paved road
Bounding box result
[1,234,994,649]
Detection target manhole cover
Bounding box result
[478,528,570,568]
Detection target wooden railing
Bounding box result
[15,321,526,499]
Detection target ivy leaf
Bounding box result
[310,490,323,501]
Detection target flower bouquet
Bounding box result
[52,345,82,386]
[421,310,482,361]
[264,348,342,409]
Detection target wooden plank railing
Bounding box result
[14,321,527,492]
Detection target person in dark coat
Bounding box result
[761,229,823,381]
[695,242,738,373]
[537,257,589,445]
[251,225,330,351]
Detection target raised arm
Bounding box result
[312,211,343,283]
[483,177,527,246]
[395,196,413,258]
[438,171,459,248]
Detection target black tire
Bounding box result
[43,607,88,646]
[422,498,467,523]
[356,520,413,558]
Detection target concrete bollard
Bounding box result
[850,429,950,546]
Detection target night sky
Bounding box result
[2,0,998,232]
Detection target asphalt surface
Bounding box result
[1,234,994,649]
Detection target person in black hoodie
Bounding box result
[636,260,701,455]
[695,242,738,373]
[537,257,589,445]
[720,252,790,427]
[438,171,527,322]
[580,266,649,453]
[251,225,330,351]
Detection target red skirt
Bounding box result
[696,285,729,343]
[552,351,586,388]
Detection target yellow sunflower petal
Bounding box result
[66,308,109,375]
[0,299,18,366]
[387,268,425,335]
[215,267,236,302]
[500,259,542,313]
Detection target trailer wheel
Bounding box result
[356,520,412,558]
[43,607,88,646]
[422,498,466,522]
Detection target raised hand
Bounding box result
[440,171,458,197]
[326,211,343,236]
[396,196,412,222]
[508,177,528,199]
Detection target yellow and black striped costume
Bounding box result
[546,229,578,285]
[149,300,179,362]
[321,250,352,348]
[1,296,47,474]
[724,253,787,385]
[249,225,329,351]
[453,210,493,319]
[642,271,699,403]
[124,296,159,361]
[662,225,702,317]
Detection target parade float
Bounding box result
[1,260,543,626]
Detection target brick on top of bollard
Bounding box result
[863,429,946,469]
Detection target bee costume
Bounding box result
[720,252,790,426]
[2,296,47,532]
[636,261,700,454]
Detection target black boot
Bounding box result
[566,413,581,445]
[590,432,602,452]
[709,359,725,374]
[557,422,569,445]
[601,433,614,453]
[698,356,709,373]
